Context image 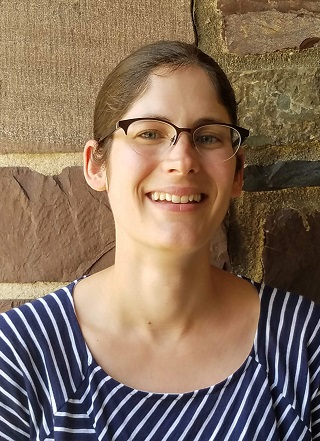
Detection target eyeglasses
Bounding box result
[99,117,249,162]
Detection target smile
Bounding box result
[149,192,202,203]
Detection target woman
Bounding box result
[1,41,320,440]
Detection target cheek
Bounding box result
[208,160,237,188]
[107,146,158,196]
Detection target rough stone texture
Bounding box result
[0,166,115,283]
[0,282,65,301]
[230,67,320,147]
[0,153,83,175]
[218,1,320,15]
[0,300,30,314]
[228,186,320,302]
[244,160,320,191]
[263,209,320,303]
[217,1,320,55]
[0,0,194,154]
[244,141,320,168]
[223,10,320,55]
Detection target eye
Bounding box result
[194,132,223,149]
[194,124,234,150]
[127,120,175,147]
[196,134,219,144]
[129,121,170,144]
[134,129,168,146]
[138,130,163,140]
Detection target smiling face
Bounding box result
[95,65,243,256]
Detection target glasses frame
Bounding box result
[98,117,250,156]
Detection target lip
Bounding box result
[147,186,205,196]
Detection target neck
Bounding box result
[106,241,220,338]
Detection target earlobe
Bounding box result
[231,149,244,198]
[83,140,107,191]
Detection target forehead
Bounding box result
[123,65,231,124]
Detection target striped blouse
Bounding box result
[1,279,320,440]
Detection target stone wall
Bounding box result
[195,0,320,302]
[1,0,319,311]
[0,0,195,310]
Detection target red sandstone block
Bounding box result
[0,300,30,314]
[217,0,320,54]
[229,187,320,304]
[218,1,320,15]
[0,167,115,283]
[263,209,320,303]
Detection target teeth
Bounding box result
[181,195,189,203]
[151,192,202,203]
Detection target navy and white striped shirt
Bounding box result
[1,279,320,440]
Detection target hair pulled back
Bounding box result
[93,41,238,164]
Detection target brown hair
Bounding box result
[93,40,238,165]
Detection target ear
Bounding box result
[231,148,244,198]
[83,140,107,191]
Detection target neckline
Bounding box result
[68,276,260,397]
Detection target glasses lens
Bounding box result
[126,120,176,156]
[194,124,241,161]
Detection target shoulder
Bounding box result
[0,279,88,362]
[244,278,320,349]
[0,279,90,413]
[0,280,79,349]
[249,279,320,338]
[243,278,320,389]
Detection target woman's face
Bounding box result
[106,65,243,255]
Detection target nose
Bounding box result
[171,127,193,147]
[162,131,200,175]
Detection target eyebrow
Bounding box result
[138,114,229,126]
[140,114,173,123]
[193,117,229,126]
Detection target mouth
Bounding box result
[148,191,205,204]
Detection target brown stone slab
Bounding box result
[0,300,30,314]
[218,1,320,15]
[217,1,320,54]
[228,187,320,303]
[0,0,195,154]
[0,166,115,282]
[263,209,320,303]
